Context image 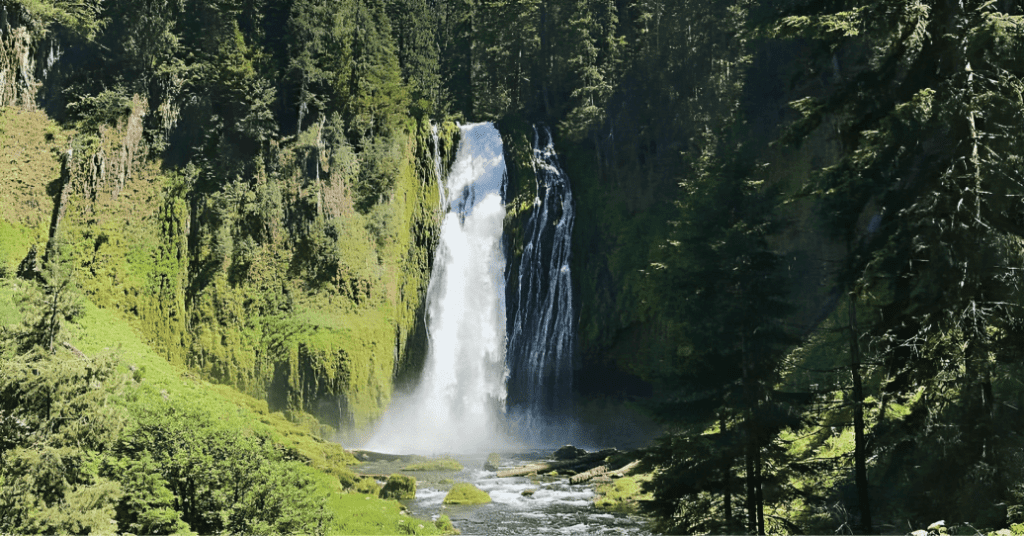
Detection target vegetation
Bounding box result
[442,483,491,505]
[403,458,464,472]
[0,269,440,534]
[379,474,417,500]
[5,0,1024,533]
[594,475,653,514]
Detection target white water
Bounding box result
[364,123,509,454]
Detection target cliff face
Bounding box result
[495,45,849,404]
[0,5,460,435]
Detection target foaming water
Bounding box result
[363,123,510,454]
[392,452,652,535]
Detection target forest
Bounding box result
[2,0,1024,534]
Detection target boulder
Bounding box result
[379,474,416,500]
[553,445,586,460]
[483,453,501,471]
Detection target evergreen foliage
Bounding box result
[7,0,1024,532]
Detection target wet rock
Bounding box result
[521,488,537,497]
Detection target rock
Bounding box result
[483,453,501,471]
[553,445,586,460]
[443,482,491,505]
[379,474,416,500]
[521,488,537,497]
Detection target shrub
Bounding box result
[380,474,416,500]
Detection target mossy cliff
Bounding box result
[2,69,459,443]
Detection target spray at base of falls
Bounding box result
[505,126,578,444]
[363,123,510,454]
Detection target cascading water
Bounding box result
[431,124,448,214]
[363,123,509,454]
[506,126,577,439]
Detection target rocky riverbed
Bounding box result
[350,447,654,535]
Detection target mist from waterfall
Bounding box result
[363,123,510,454]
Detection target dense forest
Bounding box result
[2,0,1024,533]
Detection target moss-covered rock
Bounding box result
[380,474,416,500]
[443,483,491,505]
[483,453,501,471]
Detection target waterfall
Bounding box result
[431,124,448,215]
[506,126,577,439]
[363,123,508,454]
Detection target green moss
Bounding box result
[434,514,460,534]
[380,474,417,500]
[594,475,653,514]
[354,476,382,495]
[403,459,464,472]
[443,483,491,505]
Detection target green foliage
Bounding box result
[9,0,105,39]
[380,474,416,500]
[7,249,83,355]
[442,483,491,505]
[0,344,128,534]
[594,475,652,514]
[434,513,459,534]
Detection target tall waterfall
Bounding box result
[363,123,508,454]
[506,126,577,437]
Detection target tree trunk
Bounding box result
[721,413,732,527]
[745,447,756,534]
[849,291,872,532]
[755,446,764,535]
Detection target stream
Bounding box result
[355,451,653,535]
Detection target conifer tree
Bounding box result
[764,0,1024,524]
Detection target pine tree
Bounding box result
[764,0,1024,524]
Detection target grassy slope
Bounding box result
[0,106,448,534]
[0,279,442,534]
[0,108,64,272]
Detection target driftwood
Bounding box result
[495,449,617,478]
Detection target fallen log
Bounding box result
[569,465,608,484]
[349,450,423,463]
[607,459,641,478]
[496,449,617,478]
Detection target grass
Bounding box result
[0,278,446,534]
[594,475,653,514]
